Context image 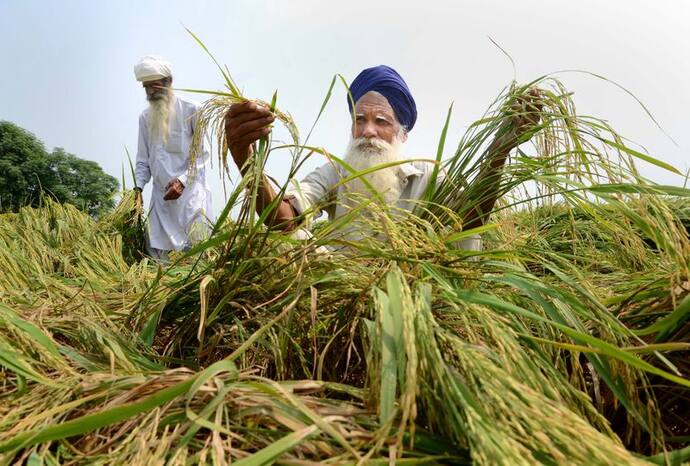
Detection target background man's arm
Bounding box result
[163,105,209,201]
[134,114,151,191]
[134,114,151,208]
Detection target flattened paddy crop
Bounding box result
[1,56,689,465]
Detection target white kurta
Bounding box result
[135,96,213,251]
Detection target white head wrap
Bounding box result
[133,55,173,82]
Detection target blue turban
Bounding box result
[348,65,417,131]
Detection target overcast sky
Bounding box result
[1,0,688,215]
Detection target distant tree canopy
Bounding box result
[0,121,118,217]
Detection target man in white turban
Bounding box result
[133,55,213,261]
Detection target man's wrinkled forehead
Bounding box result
[354,91,398,122]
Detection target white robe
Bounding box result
[135,95,213,251]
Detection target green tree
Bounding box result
[0,121,118,216]
[49,148,119,217]
[0,121,51,211]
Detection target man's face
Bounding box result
[351,92,407,146]
[143,78,170,101]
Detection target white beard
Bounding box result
[148,90,175,145]
[342,137,404,207]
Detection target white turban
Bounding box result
[134,55,173,82]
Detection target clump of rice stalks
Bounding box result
[365,266,653,465]
[102,189,147,264]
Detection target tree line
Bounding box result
[0,121,118,217]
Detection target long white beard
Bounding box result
[342,137,404,207]
[148,91,174,145]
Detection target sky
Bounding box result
[1,0,689,215]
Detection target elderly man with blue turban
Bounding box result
[223,65,539,246]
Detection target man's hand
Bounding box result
[163,178,184,201]
[508,87,544,138]
[134,187,143,209]
[493,87,544,153]
[224,101,275,171]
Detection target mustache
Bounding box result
[350,137,393,153]
[147,88,170,102]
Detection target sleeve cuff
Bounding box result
[284,179,310,217]
[452,233,482,252]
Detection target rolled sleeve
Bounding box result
[284,179,312,217]
[284,162,340,221]
[453,233,482,252]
